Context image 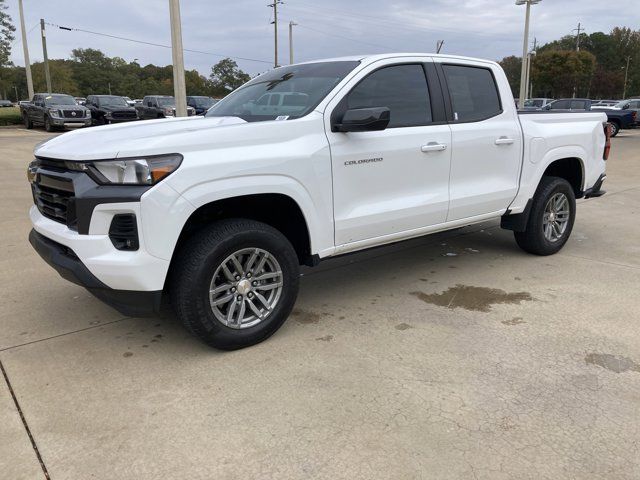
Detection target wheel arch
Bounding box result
[170,192,317,273]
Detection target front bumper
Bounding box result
[29,229,161,316]
[50,117,91,127]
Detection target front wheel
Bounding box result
[44,116,55,132]
[608,121,620,137]
[171,219,300,350]
[23,114,33,129]
[514,176,576,256]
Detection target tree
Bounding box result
[0,0,16,67]
[209,58,250,96]
[530,50,596,98]
[498,56,522,98]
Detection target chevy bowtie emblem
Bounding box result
[71,111,77,117]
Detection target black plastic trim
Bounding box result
[500,199,533,232]
[583,174,607,199]
[29,229,161,316]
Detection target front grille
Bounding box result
[32,175,74,225]
[62,110,84,119]
[111,111,137,119]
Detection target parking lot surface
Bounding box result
[1,127,639,479]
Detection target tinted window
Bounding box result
[206,61,359,122]
[443,65,501,122]
[571,100,588,110]
[345,64,432,128]
[550,100,570,109]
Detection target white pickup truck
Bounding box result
[28,53,610,349]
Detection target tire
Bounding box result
[23,114,33,129]
[44,116,54,132]
[171,219,300,350]
[514,176,576,256]
[609,121,619,137]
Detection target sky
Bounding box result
[6,0,640,77]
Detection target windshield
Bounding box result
[98,96,128,107]
[191,97,216,108]
[157,97,175,107]
[44,95,76,106]
[524,99,543,107]
[206,61,359,122]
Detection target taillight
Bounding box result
[603,123,612,161]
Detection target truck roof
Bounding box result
[291,53,499,68]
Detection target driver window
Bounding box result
[346,64,432,128]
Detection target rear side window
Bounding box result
[550,100,570,109]
[571,100,587,110]
[346,64,432,128]
[442,65,501,122]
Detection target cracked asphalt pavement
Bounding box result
[1,127,639,479]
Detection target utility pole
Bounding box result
[516,0,541,108]
[436,40,444,53]
[288,21,297,64]
[573,22,583,52]
[14,86,19,102]
[168,0,187,117]
[526,37,537,99]
[40,19,52,92]
[268,1,284,68]
[18,0,34,99]
[622,56,631,99]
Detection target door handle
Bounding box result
[421,142,448,152]
[495,137,515,145]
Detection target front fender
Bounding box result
[176,174,332,258]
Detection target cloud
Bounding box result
[6,0,639,76]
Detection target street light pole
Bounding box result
[168,0,187,117]
[18,0,34,99]
[516,0,540,108]
[622,56,631,100]
[289,21,297,64]
[40,19,52,93]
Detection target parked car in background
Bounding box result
[608,99,640,126]
[86,95,138,125]
[135,95,196,119]
[547,98,636,136]
[0,99,13,107]
[186,95,218,115]
[20,93,91,132]
[18,100,31,107]
[521,98,554,110]
[592,100,619,107]
[27,53,609,350]
[75,97,87,106]
[122,96,136,107]
[133,99,143,105]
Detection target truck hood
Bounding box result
[35,116,248,160]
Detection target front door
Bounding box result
[326,62,451,246]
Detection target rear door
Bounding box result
[435,60,522,221]
[326,59,452,246]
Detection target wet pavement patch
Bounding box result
[292,309,322,324]
[315,335,333,342]
[502,317,526,326]
[585,353,640,373]
[410,285,533,312]
[395,323,414,330]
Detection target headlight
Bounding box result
[48,109,60,118]
[85,109,91,118]
[66,154,183,185]
[164,107,174,116]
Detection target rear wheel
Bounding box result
[608,121,620,137]
[171,219,300,350]
[514,176,576,256]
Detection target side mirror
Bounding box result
[332,107,390,132]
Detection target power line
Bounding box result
[44,22,273,65]
[10,22,38,48]
[295,24,395,51]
